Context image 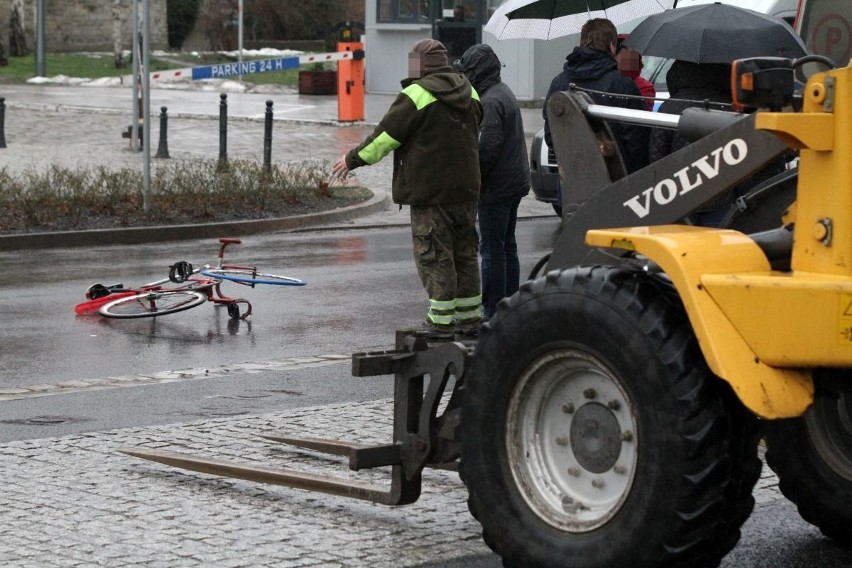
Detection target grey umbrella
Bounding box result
[624,3,808,63]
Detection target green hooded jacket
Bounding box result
[345,66,482,205]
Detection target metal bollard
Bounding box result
[218,93,228,171]
[0,97,6,149]
[155,106,170,159]
[263,100,273,175]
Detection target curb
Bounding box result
[0,191,391,251]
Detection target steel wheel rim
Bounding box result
[507,348,638,532]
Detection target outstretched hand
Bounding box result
[331,155,350,179]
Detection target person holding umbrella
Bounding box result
[648,60,737,226]
[632,3,808,226]
[543,18,650,175]
[649,59,791,227]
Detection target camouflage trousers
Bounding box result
[410,202,482,326]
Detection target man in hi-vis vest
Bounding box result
[332,39,483,339]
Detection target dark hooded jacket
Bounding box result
[649,60,732,163]
[649,60,787,222]
[344,66,483,205]
[455,44,530,204]
[543,46,650,174]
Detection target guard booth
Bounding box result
[364,0,497,95]
[432,0,486,63]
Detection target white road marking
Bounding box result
[0,354,352,402]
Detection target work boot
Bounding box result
[455,319,481,339]
[414,320,455,341]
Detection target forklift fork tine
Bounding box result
[119,334,469,507]
[260,434,358,456]
[260,434,403,471]
[119,447,419,505]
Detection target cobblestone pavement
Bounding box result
[0,395,490,567]
[0,385,785,568]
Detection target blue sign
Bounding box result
[190,56,301,80]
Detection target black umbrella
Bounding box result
[624,3,808,64]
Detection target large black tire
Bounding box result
[764,374,852,544]
[461,266,761,568]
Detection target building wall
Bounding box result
[363,1,431,94]
[363,0,579,101]
[0,0,168,52]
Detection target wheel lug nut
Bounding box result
[555,436,568,446]
[562,497,584,513]
[591,478,604,489]
[607,400,621,410]
[621,430,634,442]
[583,388,597,399]
[567,467,580,477]
[562,403,575,414]
[614,465,626,475]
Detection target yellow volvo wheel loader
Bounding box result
[122,55,851,568]
[461,55,850,567]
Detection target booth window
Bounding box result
[378,0,433,22]
[439,0,480,21]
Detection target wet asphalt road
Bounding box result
[0,221,560,441]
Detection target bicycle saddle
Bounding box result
[169,261,194,283]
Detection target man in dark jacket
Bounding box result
[649,60,733,164]
[543,18,649,174]
[455,43,530,320]
[332,39,483,337]
[649,60,787,227]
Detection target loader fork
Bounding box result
[121,332,472,506]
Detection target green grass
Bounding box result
[0,52,180,82]
[0,52,319,87]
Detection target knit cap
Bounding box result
[410,39,449,70]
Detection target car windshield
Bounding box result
[641,55,673,93]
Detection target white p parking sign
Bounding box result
[799,1,852,65]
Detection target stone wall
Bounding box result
[0,0,168,53]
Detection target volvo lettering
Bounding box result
[623,138,749,219]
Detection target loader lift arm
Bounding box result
[121,332,471,505]
[546,87,793,269]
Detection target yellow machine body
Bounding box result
[586,63,852,419]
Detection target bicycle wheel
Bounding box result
[99,290,208,318]
[201,268,305,286]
